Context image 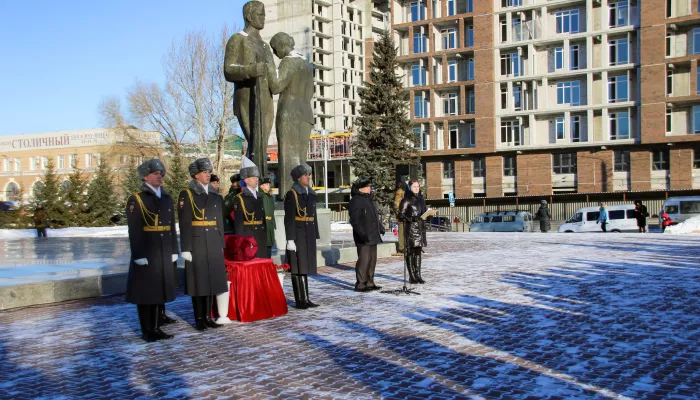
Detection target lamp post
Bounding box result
[321,129,330,208]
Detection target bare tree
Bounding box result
[98,96,161,158]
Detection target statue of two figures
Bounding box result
[224,0,314,199]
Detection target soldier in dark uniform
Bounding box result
[125,159,179,342]
[260,177,276,257]
[223,173,242,234]
[178,158,227,331]
[210,174,221,194]
[233,157,267,258]
[284,163,320,309]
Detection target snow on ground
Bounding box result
[664,215,700,234]
[0,232,698,398]
[0,226,129,239]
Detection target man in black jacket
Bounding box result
[232,156,267,257]
[348,177,384,292]
[126,159,179,342]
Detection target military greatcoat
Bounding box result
[178,180,228,297]
[261,190,276,248]
[232,187,268,258]
[125,184,178,305]
[284,183,320,275]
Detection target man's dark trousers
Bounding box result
[355,244,378,290]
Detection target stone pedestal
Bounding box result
[273,208,331,249]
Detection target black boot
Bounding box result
[204,296,223,328]
[416,253,425,284]
[297,275,310,310]
[159,304,177,325]
[303,275,319,307]
[291,275,308,309]
[154,305,174,340]
[192,296,207,331]
[406,252,419,284]
[137,305,160,342]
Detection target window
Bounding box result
[13,158,20,171]
[414,93,428,118]
[70,154,77,168]
[57,155,65,169]
[501,120,522,146]
[693,106,700,134]
[449,125,459,149]
[609,38,629,65]
[512,18,523,41]
[29,157,36,170]
[557,81,581,106]
[570,45,580,70]
[556,9,580,34]
[2,158,9,172]
[467,58,475,80]
[412,64,426,86]
[501,85,508,109]
[667,69,673,96]
[414,127,428,150]
[609,1,629,27]
[556,117,566,140]
[513,86,522,111]
[473,157,485,177]
[666,33,672,57]
[443,92,458,116]
[652,150,669,170]
[466,26,474,47]
[553,153,577,174]
[467,0,473,12]
[413,33,427,53]
[501,20,508,43]
[555,47,564,70]
[464,123,476,148]
[571,115,582,142]
[694,149,700,168]
[503,215,515,222]
[610,111,630,139]
[443,161,455,179]
[86,153,94,168]
[608,75,629,103]
[503,156,517,176]
[587,211,600,221]
[6,182,20,201]
[442,28,457,50]
[467,91,476,114]
[693,29,700,55]
[697,68,700,95]
[666,0,673,17]
[609,210,625,220]
[501,0,522,7]
[41,156,48,170]
[448,60,457,82]
[447,0,455,15]
[666,107,673,132]
[410,1,425,21]
[626,209,637,219]
[614,150,630,172]
[500,53,521,76]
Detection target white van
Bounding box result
[558,204,638,233]
[662,196,700,223]
[469,211,535,232]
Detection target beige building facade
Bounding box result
[0,129,162,202]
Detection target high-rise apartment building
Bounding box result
[394,0,700,200]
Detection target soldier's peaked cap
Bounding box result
[189,158,213,178]
[138,159,166,180]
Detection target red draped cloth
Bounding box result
[223,258,288,322]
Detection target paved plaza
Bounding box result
[1,232,699,399]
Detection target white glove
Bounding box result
[182,252,193,262]
[172,254,178,263]
[286,240,296,251]
[134,258,148,266]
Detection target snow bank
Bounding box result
[0,226,129,239]
[664,215,700,234]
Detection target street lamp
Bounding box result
[321,129,330,208]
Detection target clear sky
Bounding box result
[0,0,246,136]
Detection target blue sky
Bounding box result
[0,0,246,136]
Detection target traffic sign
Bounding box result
[448,191,455,203]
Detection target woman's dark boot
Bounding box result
[416,253,426,284]
[303,275,319,308]
[292,275,307,309]
[406,252,419,284]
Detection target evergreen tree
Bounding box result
[64,163,90,227]
[86,160,118,226]
[164,150,189,199]
[121,156,143,199]
[350,30,420,212]
[34,157,67,227]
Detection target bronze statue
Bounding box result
[268,32,315,198]
[224,1,275,176]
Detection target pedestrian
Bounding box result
[398,179,427,284]
[660,208,675,233]
[125,159,178,342]
[284,163,320,309]
[597,203,609,233]
[222,173,242,233]
[634,200,649,233]
[536,200,551,233]
[393,178,406,255]
[260,176,277,257]
[232,156,268,258]
[178,158,227,331]
[349,177,384,292]
[210,174,221,194]
[33,204,48,238]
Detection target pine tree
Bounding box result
[351,30,420,212]
[34,157,67,227]
[64,163,90,227]
[164,150,189,199]
[121,156,143,200]
[86,160,118,226]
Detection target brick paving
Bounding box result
[1,232,699,399]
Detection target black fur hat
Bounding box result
[188,158,213,178]
[138,158,166,180]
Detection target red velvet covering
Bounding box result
[223,258,288,322]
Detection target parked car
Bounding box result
[428,216,452,232]
[662,196,700,224]
[558,204,638,233]
[330,221,353,232]
[469,211,535,232]
[0,201,16,211]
